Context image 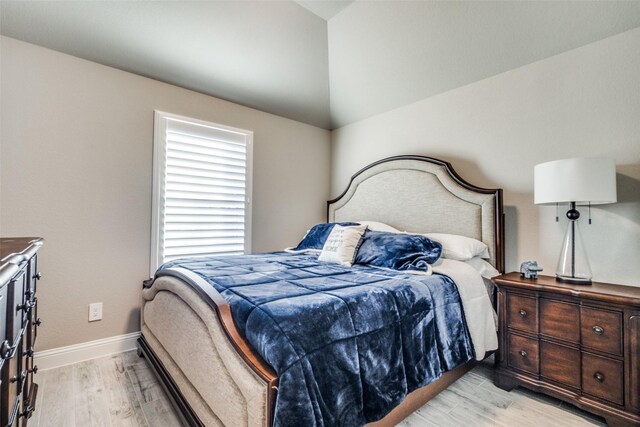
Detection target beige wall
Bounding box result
[331,28,640,286]
[0,37,331,350]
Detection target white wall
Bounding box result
[0,37,331,350]
[331,28,640,286]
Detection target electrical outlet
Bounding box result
[89,302,103,322]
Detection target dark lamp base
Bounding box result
[556,275,592,285]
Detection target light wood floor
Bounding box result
[31,351,606,426]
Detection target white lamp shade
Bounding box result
[534,158,617,205]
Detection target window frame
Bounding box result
[150,110,253,276]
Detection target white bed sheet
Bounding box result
[432,258,499,360]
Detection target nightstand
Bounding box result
[493,273,640,426]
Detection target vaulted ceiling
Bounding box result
[2,1,640,130]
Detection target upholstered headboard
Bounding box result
[328,155,504,272]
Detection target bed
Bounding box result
[138,155,505,426]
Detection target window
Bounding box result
[150,111,253,274]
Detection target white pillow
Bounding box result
[464,257,500,279]
[423,233,490,261]
[355,220,400,233]
[318,225,367,266]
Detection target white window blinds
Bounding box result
[151,112,253,273]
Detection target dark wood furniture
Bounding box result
[493,273,640,426]
[0,238,43,427]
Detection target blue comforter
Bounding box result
[159,252,474,426]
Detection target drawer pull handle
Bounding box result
[17,300,34,312]
[0,340,10,359]
[10,371,26,383]
[594,372,605,383]
[19,405,34,419]
[519,309,527,318]
[592,325,604,335]
[34,272,42,280]
[1,340,18,360]
[519,350,527,358]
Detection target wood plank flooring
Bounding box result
[32,351,181,427]
[31,351,605,426]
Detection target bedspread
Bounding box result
[160,253,474,426]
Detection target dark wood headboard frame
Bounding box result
[327,155,505,273]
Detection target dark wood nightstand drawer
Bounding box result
[540,299,579,343]
[581,307,622,356]
[9,272,27,344]
[0,354,19,426]
[507,294,537,334]
[493,273,640,426]
[508,334,539,374]
[540,341,580,389]
[629,315,640,412]
[582,353,624,406]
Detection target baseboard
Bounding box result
[35,331,141,371]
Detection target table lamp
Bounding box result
[534,158,617,284]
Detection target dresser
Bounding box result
[493,273,640,426]
[0,238,43,427]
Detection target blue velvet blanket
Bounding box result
[160,252,474,426]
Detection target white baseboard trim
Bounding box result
[35,332,141,371]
